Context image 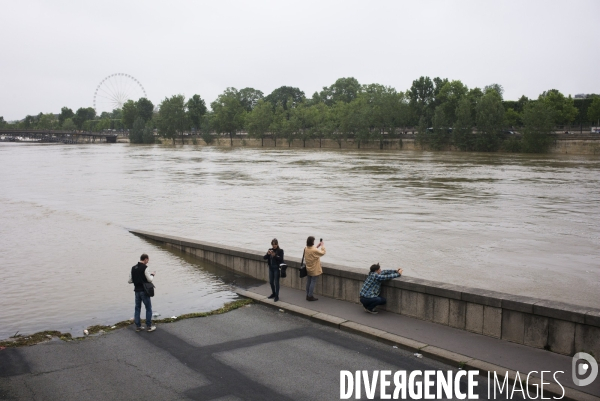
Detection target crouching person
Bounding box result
[359,263,403,314]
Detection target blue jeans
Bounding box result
[306,275,318,297]
[360,296,386,311]
[134,290,152,327]
[269,267,280,296]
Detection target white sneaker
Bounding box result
[147,325,157,332]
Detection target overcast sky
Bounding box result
[1,0,599,120]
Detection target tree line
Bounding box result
[2,76,600,152]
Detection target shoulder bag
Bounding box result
[299,248,307,278]
[143,282,155,297]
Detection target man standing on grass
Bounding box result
[359,263,403,314]
[128,253,157,332]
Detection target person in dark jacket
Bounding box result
[128,253,156,332]
[263,238,284,302]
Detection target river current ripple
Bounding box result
[0,144,598,339]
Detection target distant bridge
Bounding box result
[0,129,119,143]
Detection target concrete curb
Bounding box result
[234,288,599,401]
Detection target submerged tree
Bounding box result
[453,97,474,151]
[521,101,554,153]
[475,90,504,151]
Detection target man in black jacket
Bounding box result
[128,253,157,332]
[263,239,284,302]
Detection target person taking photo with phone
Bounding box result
[304,236,326,301]
[263,238,284,302]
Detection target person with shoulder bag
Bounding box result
[304,236,326,301]
[263,238,284,302]
[128,253,157,332]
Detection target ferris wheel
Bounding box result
[93,73,147,113]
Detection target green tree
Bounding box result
[245,99,273,146]
[521,101,554,153]
[121,100,138,129]
[268,103,288,146]
[198,113,213,144]
[72,107,96,130]
[95,117,112,131]
[264,86,305,110]
[307,102,332,148]
[429,106,451,150]
[437,80,468,125]
[363,85,409,146]
[142,121,156,144]
[327,102,347,148]
[504,108,522,127]
[238,88,264,112]
[467,87,484,123]
[408,76,435,126]
[130,117,145,144]
[453,97,474,151]
[58,107,74,126]
[538,89,578,125]
[317,77,361,106]
[23,115,35,128]
[288,101,315,147]
[415,116,428,149]
[137,98,154,122]
[211,89,245,146]
[156,95,190,145]
[186,94,207,130]
[484,83,504,99]
[333,98,371,148]
[62,118,76,131]
[475,90,504,151]
[37,113,58,130]
[586,97,600,125]
[0,116,6,128]
[111,108,123,120]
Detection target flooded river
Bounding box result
[0,143,598,339]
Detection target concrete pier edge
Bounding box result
[129,230,600,359]
[236,288,599,401]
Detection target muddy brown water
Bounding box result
[0,143,598,339]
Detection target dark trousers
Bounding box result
[360,296,386,311]
[134,290,152,327]
[269,267,280,296]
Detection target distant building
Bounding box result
[574,94,587,99]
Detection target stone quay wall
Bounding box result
[149,136,600,155]
[130,229,600,357]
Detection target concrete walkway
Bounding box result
[236,282,600,401]
[0,303,513,401]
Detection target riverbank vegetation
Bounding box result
[0,299,252,347]
[2,77,600,153]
